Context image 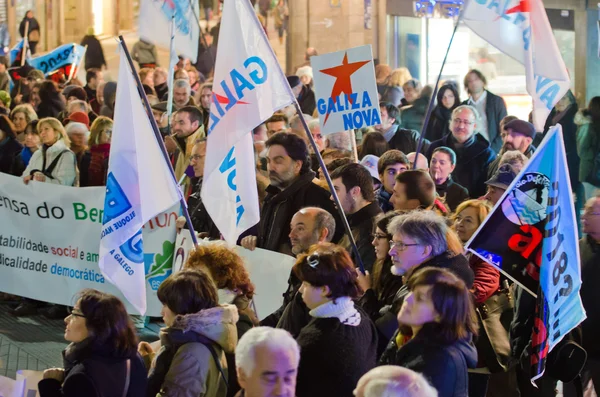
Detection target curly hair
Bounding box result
[184,242,255,300]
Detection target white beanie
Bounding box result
[296,66,313,79]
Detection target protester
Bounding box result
[80,27,106,71]
[307,119,324,152]
[425,83,460,141]
[265,113,290,137]
[293,243,378,397]
[497,150,528,174]
[375,102,429,154]
[14,119,40,174]
[482,164,516,205]
[331,162,383,272]
[37,290,147,397]
[354,365,438,397]
[35,81,64,119]
[379,267,478,397]
[390,170,437,211]
[274,0,289,45]
[426,105,497,198]
[195,82,212,131]
[140,269,237,397]
[171,106,205,190]
[131,38,159,69]
[0,56,8,93]
[400,79,421,107]
[83,68,104,112]
[28,81,41,111]
[19,10,40,54]
[406,152,428,170]
[0,115,22,175]
[11,103,37,143]
[429,147,469,211]
[23,117,76,186]
[287,75,315,116]
[325,131,352,151]
[153,68,169,100]
[241,133,342,255]
[463,69,507,153]
[359,132,389,160]
[487,118,536,178]
[399,83,431,133]
[379,68,411,107]
[375,150,409,212]
[65,121,89,167]
[296,66,313,89]
[172,79,196,109]
[576,96,600,200]
[235,327,300,397]
[79,116,112,187]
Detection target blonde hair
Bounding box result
[11,104,38,123]
[88,116,113,146]
[375,64,392,84]
[388,68,412,87]
[37,117,70,146]
[452,199,492,227]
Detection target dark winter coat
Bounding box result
[339,201,382,273]
[463,90,508,153]
[375,187,394,213]
[187,177,221,239]
[387,127,430,154]
[380,325,478,397]
[37,97,65,119]
[399,95,430,133]
[80,35,106,70]
[19,17,40,40]
[576,111,600,186]
[0,136,23,175]
[487,144,535,180]
[38,341,147,397]
[79,144,110,187]
[579,236,600,357]
[435,177,469,212]
[257,171,343,254]
[297,85,316,116]
[425,105,453,142]
[427,133,497,198]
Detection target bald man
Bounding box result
[354,366,438,397]
[407,152,429,171]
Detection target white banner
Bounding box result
[0,173,177,316]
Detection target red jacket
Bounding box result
[468,253,500,304]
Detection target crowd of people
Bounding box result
[0,4,599,395]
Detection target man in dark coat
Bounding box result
[487,118,536,178]
[80,28,106,70]
[83,68,104,110]
[241,132,343,255]
[287,75,315,116]
[375,101,430,154]
[463,69,507,153]
[426,105,496,198]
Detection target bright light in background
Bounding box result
[93,0,103,36]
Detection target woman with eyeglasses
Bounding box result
[293,243,378,397]
[38,289,147,397]
[380,267,478,397]
[356,212,405,355]
[79,116,112,187]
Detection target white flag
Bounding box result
[201,0,295,244]
[98,46,181,314]
[138,0,200,62]
[462,0,570,130]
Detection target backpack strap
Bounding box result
[31,149,71,179]
[195,334,229,393]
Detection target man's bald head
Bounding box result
[354,366,437,397]
[406,152,429,171]
[289,207,336,255]
[305,47,318,61]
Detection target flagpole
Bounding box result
[118,36,199,247]
[21,21,29,66]
[166,16,177,134]
[412,9,464,167]
[67,44,86,83]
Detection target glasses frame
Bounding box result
[389,240,420,251]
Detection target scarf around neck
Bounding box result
[309,297,361,326]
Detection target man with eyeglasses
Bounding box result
[426,105,496,198]
[487,118,536,178]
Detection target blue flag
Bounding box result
[28,43,86,78]
[466,124,586,382]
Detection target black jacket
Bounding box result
[0,137,23,176]
[435,177,469,212]
[388,127,430,155]
[380,326,477,397]
[426,133,497,198]
[258,171,343,254]
[579,236,600,357]
[399,95,429,133]
[187,178,221,239]
[37,99,66,119]
[80,35,106,70]
[425,105,453,142]
[19,17,40,39]
[463,90,507,153]
[38,343,147,397]
[341,201,382,272]
[297,85,316,116]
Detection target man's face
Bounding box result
[390,182,409,210]
[266,121,288,137]
[152,110,167,128]
[289,211,320,255]
[190,142,207,177]
[466,72,485,95]
[237,345,297,397]
[451,108,477,144]
[501,128,532,153]
[375,107,394,133]
[380,163,407,194]
[483,185,505,205]
[89,72,104,90]
[200,88,212,111]
[174,86,190,108]
[388,232,428,276]
[142,72,154,88]
[331,177,355,214]
[172,112,198,138]
[69,132,87,148]
[310,126,324,152]
[266,144,300,189]
[582,198,600,239]
[31,86,40,108]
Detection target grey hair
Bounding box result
[300,207,336,242]
[66,122,90,139]
[499,150,528,174]
[68,100,89,114]
[387,211,448,257]
[325,131,352,151]
[364,375,438,397]
[451,104,480,122]
[174,79,191,94]
[235,327,300,377]
[307,119,321,132]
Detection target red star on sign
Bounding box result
[319,52,370,125]
[505,0,531,14]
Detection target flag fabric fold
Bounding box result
[462,0,570,131]
[27,43,86,80]
[98,45,181,314]
[201,0,295,244]
[465,124,586,382]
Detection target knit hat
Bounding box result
[296,66,313,80]
[504,119,536,139]
[0,91,11,108]
[485,164,517,190]
[360,155,381,184]
[287,75,302,88]
[65,86,88,102]
[64,111,90,129]
[151,101,168,113]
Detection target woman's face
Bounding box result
[12,112,28,133]
[372,227,390,261]
[454,206,481,243]
[39,124,59,145]
[403,84,419,103]
[24,132,41,149]
[300,75,312,86]
[161,304,177,327]
[441,89,456,110]
[397,285,438,328]
[555,95,571,112]
[299,281,329,310]
[98,127,112,145]
[429,151,454,184]
[64,299,89,343]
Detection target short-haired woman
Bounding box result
[430,146,469,211]
[293,243,378,397]
[22,117,77,186]
[10,103,38,142]
[79,116,113,186]
[141,269,238,397]
[380,267,479,397]
[38,289,148,397]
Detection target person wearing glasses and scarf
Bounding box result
[293,243,378,397]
